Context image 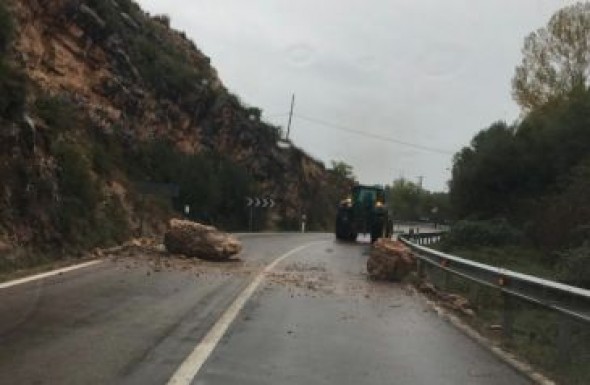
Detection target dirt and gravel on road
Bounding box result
[98,237,259,280]
[95,237,418,304]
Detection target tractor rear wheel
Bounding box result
[335,210,350,241]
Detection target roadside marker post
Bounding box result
[301,214,307,233]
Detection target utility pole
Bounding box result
[397,169,405,181]
[417,176,424,189]
[286,93,295,140]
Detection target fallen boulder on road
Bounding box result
[164,219,242,261]
[367,239,416,281]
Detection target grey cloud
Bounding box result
[137,0,578,190]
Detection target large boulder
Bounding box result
[367,239,416,281]
[164,219,242,261]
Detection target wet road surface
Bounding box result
[0,233,530,385]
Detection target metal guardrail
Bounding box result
[400,232,590,366]
[398,232,590,384]
[400,232,590,324]
[401,232,444,246]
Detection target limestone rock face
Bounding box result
[164,219,242,261]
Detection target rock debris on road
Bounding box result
[0,234,531,385]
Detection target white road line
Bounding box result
[0,260,104,290]
[167,241,326,385]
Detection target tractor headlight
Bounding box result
[340,197,353,207]
[375,201,384,208]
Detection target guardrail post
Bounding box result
[442,271,450,291]
[416,259,425,279]
[502,292,515,339]
[557,314,573,366]
[468,284,479,305]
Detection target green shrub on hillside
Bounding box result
[441,219,524,249]
[34,95,80,131]
[0,1,13,54]
[557,243,590,288]
[0,62,26,120]
[53,141,100,242]
[129,36,204,105]
[531,158,590,250]
[0,3,26,122]
[82,0,207,107]
[95,195,131,245]
[127,140,256,230]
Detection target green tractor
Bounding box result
[335,185,392,243]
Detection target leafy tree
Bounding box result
[532,157,590,250]
[450,82,590,256]
[330,160,355,181]
[386,179,423,221]
[427,192,453,223]
[385,179,449,222]
[450,122,523,219]
[513,2,590,112]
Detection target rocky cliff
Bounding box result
[0,0,350,268]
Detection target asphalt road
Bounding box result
[0,233,530,385]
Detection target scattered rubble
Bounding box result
[164,219,242,261]
[92,237,163,260]
[367,239,416,281]
[417,281,476,317]
[94,237,258,278]
[266,269,334,295]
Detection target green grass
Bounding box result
[421,262,590,384]
[434,244,557,280]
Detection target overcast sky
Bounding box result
[136,0,576,191]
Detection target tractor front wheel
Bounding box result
[370,218,386,243]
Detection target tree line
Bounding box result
[448,2,590,286]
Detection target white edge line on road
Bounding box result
[166,240,326,385]
[0,260,104,290]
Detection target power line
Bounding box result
[264,112,289,118]
[293,113,454,155]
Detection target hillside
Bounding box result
[0,0,350,270]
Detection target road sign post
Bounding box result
[246,196,275,232]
